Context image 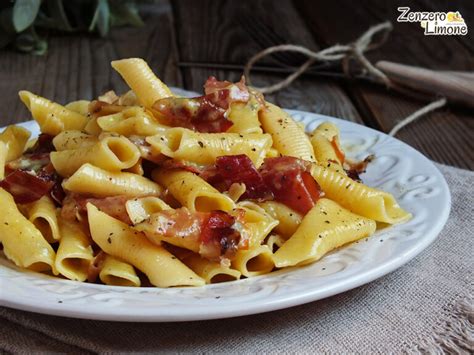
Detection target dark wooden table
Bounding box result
[0,0,472,169]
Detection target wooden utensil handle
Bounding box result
[376,61,474,109]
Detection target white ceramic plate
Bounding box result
[0,94,450,322]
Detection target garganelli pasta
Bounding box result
[0,58,411,287]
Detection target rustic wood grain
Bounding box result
[294,0,473,70]
[0,3,181,126]
[172,0,362,122]
[294,0,474,169]
[0,0,470,168]
[349,84,474,168]
[419,0,474,53]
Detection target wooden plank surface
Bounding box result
[0,0,471,169]
[0,3,180,126]
[172,0,362,122]
[294,0,474,169]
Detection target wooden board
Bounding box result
[172,0,362,122]
[0,0,470,168]
[0,3,180,126]
[294,0,474,169]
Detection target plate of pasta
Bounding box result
[0,58,450,322]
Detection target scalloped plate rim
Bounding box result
[0,94,451,322]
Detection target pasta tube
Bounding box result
[111,58,173,107]
[312,122,339,140]
[125,196,171,225]
[53,131,98,151]
[99,255,141,287]
[153,169,235,212]
[65,100,90,116]
[97,106,168,136]
[84,117,102,136]
[147,128,272,167]
[55,219,94,281]
[258,201,302,239]
[310,122,345,173]
[0,125,31,161]
[63,163,162,197]
[23,195,61,243]
[227,94,263,134]
[273,199,376,267]
[51,135,141,177]
[232,245,274,277]
[311,164,412,224]
[259,102,315,162]
[0,188,56,273]
[87,203,204,287]
[235,201,278,247]
[126,159,145,176]
[182,254,241,284]
[19,91,88,135]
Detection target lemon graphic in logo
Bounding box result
[447,11,463,22]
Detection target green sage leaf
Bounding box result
[89,0,110,37]
[110,1,144,27]
[13,0,41,32]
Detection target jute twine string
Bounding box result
[243,21,447,136]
